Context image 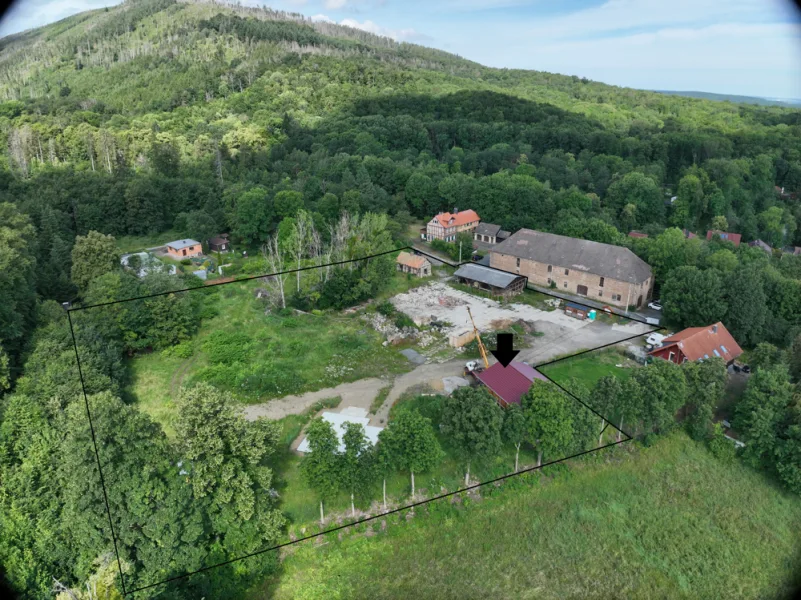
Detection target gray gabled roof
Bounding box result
[475,223,502,237]
[454,263,523,289]
[491,229,652,284]
[166,239,200,250]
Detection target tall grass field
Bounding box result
[262,433,801,600]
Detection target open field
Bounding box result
[262,432,801,600]
[126,279,416,432]
[539,347,637,391]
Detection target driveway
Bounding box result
[243,310,651,434]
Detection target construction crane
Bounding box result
[466,306,490,369]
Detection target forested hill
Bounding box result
[1,0,801,373]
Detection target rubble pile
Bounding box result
[365,313,420,345]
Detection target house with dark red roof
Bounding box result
[628,231,649,239]
[475,361,548,408]
[706,230,742,247]
[648,322,742,366]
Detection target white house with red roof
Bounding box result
[425,208,480,242]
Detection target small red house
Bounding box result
[706,230,742,247]
[475,361,548,408]
[649,322,742,366]
[628,231,649,239]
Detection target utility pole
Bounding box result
[459,240,462,263]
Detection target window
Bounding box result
[564,268,569,275]
[516,258,520,267]
[547,278,551,284]
[563,282,567,288]
[668,352,675,362]
[599,277,604,287]
[598,291,603,297]
[721,345,728,353]
[547,265,552,273]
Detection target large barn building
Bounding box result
[489,229,654,309]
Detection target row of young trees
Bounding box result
[300,383,607,524]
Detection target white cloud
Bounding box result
[311,13,335,23]
[339,17,426,41]
[324,0,348,9]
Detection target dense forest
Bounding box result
[1,0,801,598]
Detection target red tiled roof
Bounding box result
[682,229,698,239]
[650,322,742,363]
[476,361,547,406]
[628,231,649,238]
[706,230,742,246]
[396,251,429,269]
[432,209,480,229]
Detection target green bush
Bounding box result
[180,258,192,265]
[377,300,396,317]
[708,423,737,463]
[394,313,415,329]
[202,330,252,364]
[281,317,299,328]
[337,332,366,350]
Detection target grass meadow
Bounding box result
[125,277,417,433]
[261,432,801,600]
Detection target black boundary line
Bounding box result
[126,436,632,596]
[64,241,659,595]
[67,311,128,596]
[534,328,664,370]
[69,247,414,312]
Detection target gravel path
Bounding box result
[242,377,388,421]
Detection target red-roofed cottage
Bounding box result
[425,208,480,242]
[706,230,742,247]
[648,322,742,366]
[475,361,548,408]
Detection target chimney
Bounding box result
[453,207,458,214]
[712,324,718,334]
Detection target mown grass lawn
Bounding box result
[540,348,636,392]
[261,432,801,600]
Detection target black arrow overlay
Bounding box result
[491,333,519,367]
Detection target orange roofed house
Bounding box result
[396,251,431,277]
[425,208,480,242]
[649,322,743,366]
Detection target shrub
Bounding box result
[394,313,415,329]
[281,317,299,328]
[180,258,192,265]
[377,300,396,317]
[549,280,557,289]
[708,423,737,463]
[202,330,252,364]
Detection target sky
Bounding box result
[1,0,800,99]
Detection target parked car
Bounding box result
[646,332,666,347]
[648,300,662,311]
